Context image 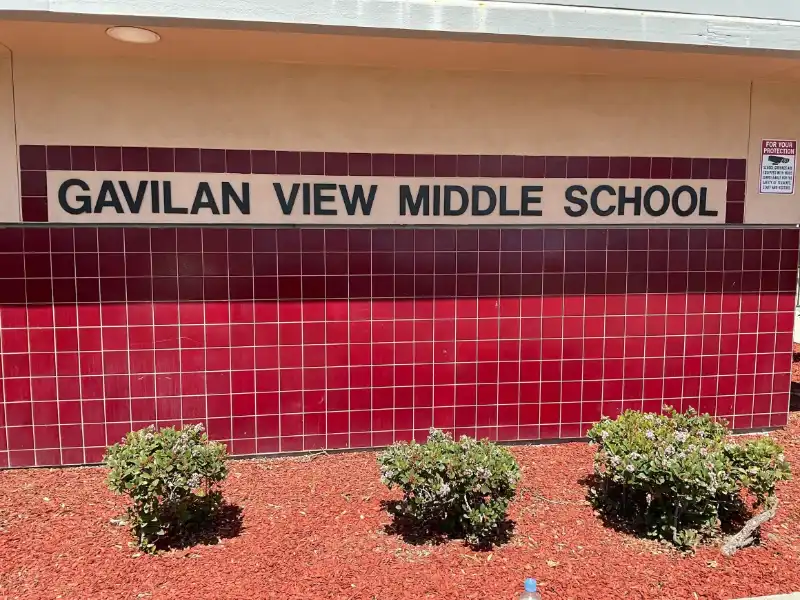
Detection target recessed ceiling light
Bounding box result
[106,26,161,44]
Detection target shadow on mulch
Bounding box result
[153,502,244,552]
[790,382,800,412]
[379,500,515,551]
[578,474,642,538]
[579,474,756,545]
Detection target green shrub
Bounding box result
[378,428,521,547]
[587,409,790,549]
[104,424,229,552]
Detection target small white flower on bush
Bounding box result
[645,430,655,440]
[675,430,689,443]
[625,464,635,473]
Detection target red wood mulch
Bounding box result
[793,343,800,383]
[2,416,800,600]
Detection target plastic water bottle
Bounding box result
[520,578,541,600]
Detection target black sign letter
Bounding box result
[643,185,670,217]
[698,187,718,217]
[222,182,250,215]
[400,185,429,216]
[443,185,468,216]
[57,179,91,215]
[472,186,496,216]
[190,182,219,214]
[313,183,338,216]
[94,181,124,214]
[340,185,377,216]
[498,186,519,216]
[521,186,543,216]
[564,185,588,217]
[273,183,301,215]
[590,185,616,217]
[672,185,698,217]
[119,181,148,213]
[618,186,642,216]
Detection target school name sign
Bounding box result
[46,172,728,225]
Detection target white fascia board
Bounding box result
[1,0,800,55]
[501,1,800,22]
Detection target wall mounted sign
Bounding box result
[760,139,796,195]
[47,172,728,225]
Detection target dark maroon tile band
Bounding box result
[17,145,748,224]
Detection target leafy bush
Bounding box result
[587,409,790,549]
[378,428,521,547]
[104,424,229,552]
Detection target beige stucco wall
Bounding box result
[14,57,751,157]
[746,82,800,224]
[0,50,18,224]
[5,55,800,224]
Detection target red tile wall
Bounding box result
[0,146,793,469]
[0,225,797,468]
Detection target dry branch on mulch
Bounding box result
[721,497,779,556]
